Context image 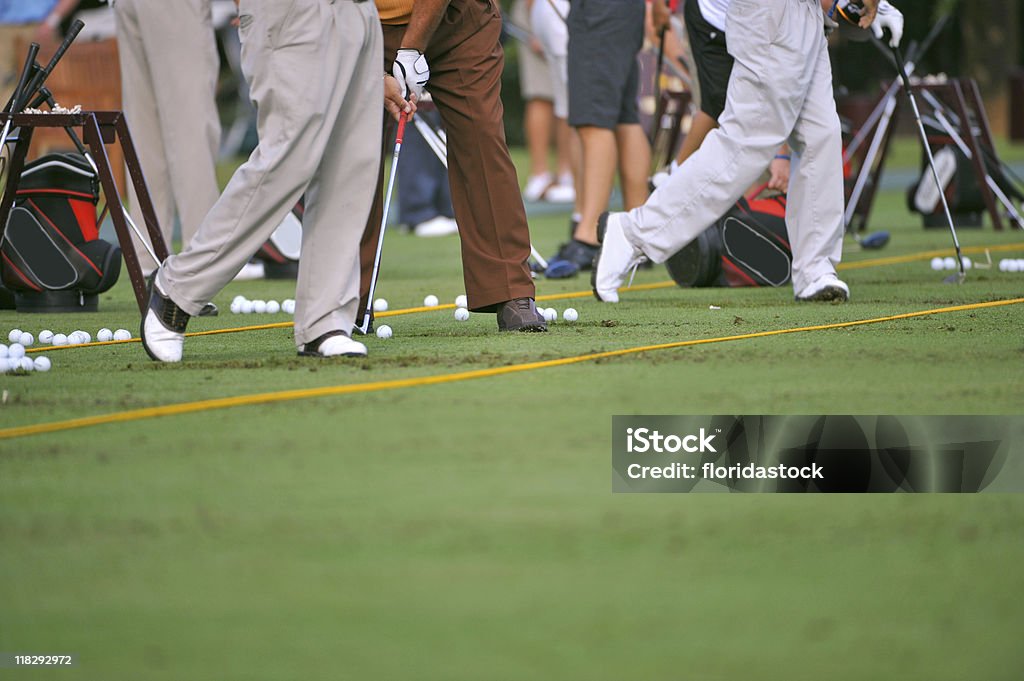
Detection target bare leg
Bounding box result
[675,109,719,165]
[616,122,651,210]
[573,125,617,244]
[524,98,554,179]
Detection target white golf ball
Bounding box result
[8,343,25,359]
[423,294,439,307]
[77,331,91,344]
[266,300,281,314]
[455,294,468,308]
[113,329,132,341]
[33,356,51,372]
[376,324,393,339]
[0,344,7,358]
[232,295,246,306]
[20,357,34,372]
[563,307,579,322]
[253,300,267,314]
[240,300,254,314]
[961,256,972,270]
[97,328,113,342]
[1006,259,1021,273]
[18,331,33,346]
[66,332,82,345]
[373,298,389,312]
[230,300,243,314]
[8,328,22,343]
[52,333,68,346]
[282,299,296,314]
[930,257,944,271]
[38,329,54,344]
[998,259,1008,272]
[542,307,558,322]
[0,358,10,373]
[454,307,470,321]
[1018,259,1024,271]
[943,256,957,270]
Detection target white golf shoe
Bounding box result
[795,274,850,302]
[298,331,367,358]
[591,212,645,303]
[141,275,189,362]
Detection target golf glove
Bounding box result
[392,49,430,100]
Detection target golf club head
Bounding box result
[859,231,890,250]
[943,270,966,285]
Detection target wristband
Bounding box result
[774,154,791,161]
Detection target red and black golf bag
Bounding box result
[665,188,792,288]
[1,152,121,311]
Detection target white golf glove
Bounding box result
[871,1,903,48]
[392,48,430,100]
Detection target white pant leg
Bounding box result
[620,0,820,264]
[785,14,845,295]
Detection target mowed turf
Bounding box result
[2,159,1024,678]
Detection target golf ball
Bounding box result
[1007,259,1021,273]
[563,307,579,322]
[455,294,468,308]
[266,300,281,314]
[376,324,393,339]
[241,300,254,314]
[97,328,113,342]
[232,295,246,305]
[930,257,944,271]
[943,257,957,270]
[230,300,243,314]
[52,333,68,346]
[373,298,389,312]
[8,343,25,359]
[18,332,33,346]
[66,332,82,345]
[77,331,92,344]
[20,357,34,372]
[0,344,7,357]
[38,329,54,344]
[454,307,470,321]
[253,300,267,314]
[542,307,557,323]
[282,299,296,314]
[962,256,972,270]
[423,294,439,307]
[0,358,10,373]
[33,356,51,372]
[8,329,22,343]
[113,329,132,341]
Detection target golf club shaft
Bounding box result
[5,43,40,113]
[413,115,447,168]
[361,111,408,334]
[893,45,964,275]
[19,19,84,111]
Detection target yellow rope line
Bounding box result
[21,240,1024,354]
[4,297,1021,441]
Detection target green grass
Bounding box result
[2,147,1024,679]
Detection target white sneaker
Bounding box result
[522,172,553,202]
[413,215,459,237]
[298,331,367,358]
[141,275,189,362]
[591,212,645,303]
[795,274,850,302]
[545,175,576,203]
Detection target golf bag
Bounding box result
[665,191,792,288]
[1,152,121,311]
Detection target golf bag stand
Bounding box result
[0,111,170,315]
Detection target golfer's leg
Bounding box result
[786,38,845,295]
[293,1,382,347]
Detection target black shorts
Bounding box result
[685,0,732,120]
[566,0,645,129]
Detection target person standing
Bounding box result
[593,0,885,303]
[142,0,410,361]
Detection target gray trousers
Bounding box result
[160,0,383,347]
[620,0,844,295]
[114,0,222,273]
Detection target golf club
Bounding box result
[891,42,965,283]
[360,110,408,335]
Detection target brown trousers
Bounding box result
[359,0,535,315]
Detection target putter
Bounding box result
[892,42,965,283]
[360,110,408,335]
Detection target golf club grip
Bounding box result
[5,43,40,113]
[23,19,85,98]
[394,112,408,146]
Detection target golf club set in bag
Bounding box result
[0,21,126,311]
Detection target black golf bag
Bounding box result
[666,190,792,288]
[1,152,121,311]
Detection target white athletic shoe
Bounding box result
[591,212,645,303]
[795,274,850,302]
[141,276,188,362]
[545,175,576,203]
[522,172,553,202]
[413,215,459,237]
[298,331,367,358]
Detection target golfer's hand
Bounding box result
[392,48,430,100]
[651,0,671,33]
[870,1,903,47]
[768,157,790,193]
[384,74,417,122]
[855,0,878,29]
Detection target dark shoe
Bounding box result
[545,238,599,279]
[496,297,548,332]
[298,330,368,357]
[198,302,219,317]
[141,274,190,362]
